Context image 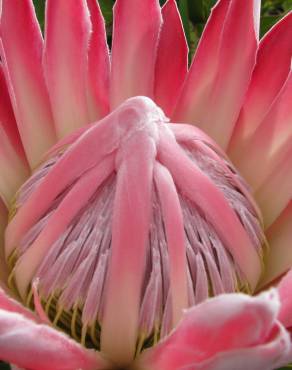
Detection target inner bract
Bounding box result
[5,97,265,354]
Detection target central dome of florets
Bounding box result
[6,96,264,365]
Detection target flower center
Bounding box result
[5,97,265,358]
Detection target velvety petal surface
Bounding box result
[86,0,110,121]
[154,0,188,117]
[44,0,91,138]
[110,0,162,108]
[139,291,291,370]
[0,0,56,167]
[173,0,260,149]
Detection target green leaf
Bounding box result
[188,0,216,23]
[0,362,10,370]
[33,0,46,33]
[178,0,191,46]
[99,0,114,25]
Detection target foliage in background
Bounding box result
[33,0,292,55]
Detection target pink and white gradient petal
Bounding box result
[233,73,292,226]
[86,0,110,121]
[110,0,162,109]
[154,0,188,117]
[0,67,29,204]
[0,309,108,370]
[259,202,292,289]
[173,0,260,149]
[0,0,56,168]
[139,291,291,370]
[228,12,292,157]
[101,127,157,366]
[44,0,91,138]
[154,162,188,328]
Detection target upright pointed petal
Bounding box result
[233,72,292,189]
[44,0,91,138]
[278,269,292,329]
[173,0,260,149]
[0,0,56,167]
[154,162,188,328]
[101,131,156,366]
[154,0,188,116]
[0,66,29,204]
[228,12,292,157]
[86,0,110,121]
[232,73,292,224]
[0,309,108,370]
[259,202,292,288]
[139,291,290,370]
[110,0,162,109]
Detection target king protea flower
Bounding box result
[0,0,291,369]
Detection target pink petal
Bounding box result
[173,0,260,149]
[158,129,261,290]
[0,200,8,286]
[154,162,188,327]
[5,113,119,257]
[86,0,110,121]
[255,146,292,227]
[139,291,291,370]
[0,309,108,370]
[0,287,38,323]
[101,125,157,365]
[259,202,292,288]
[154,0,188,116]
[0,66,25,160]
[232,72,292,226]
[0,0,56,167]
[278,269,292,329]
[228,12,292,158]
[44,0,91,138]
[0,67,29,204]
[169,122,263,219]
[13,156,115,299]
[110,0,162,108]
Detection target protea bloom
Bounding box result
[0,0,291,369]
